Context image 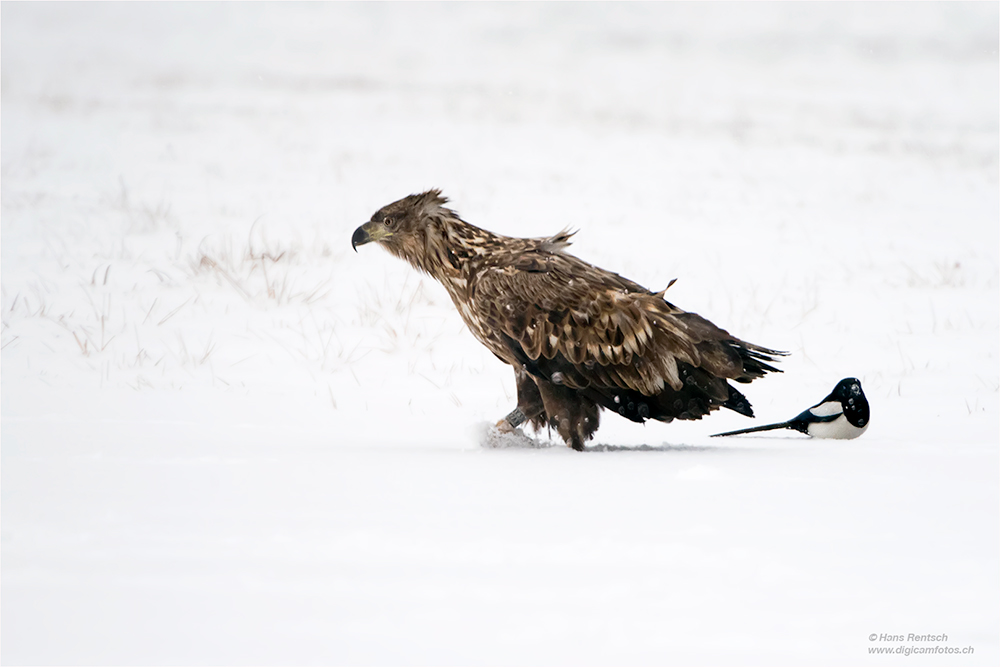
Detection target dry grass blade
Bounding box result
[158,297,193,326]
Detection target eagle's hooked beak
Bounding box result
[351,225,370,252]
[351,220,392,252]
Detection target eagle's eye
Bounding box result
[383,217,393,227]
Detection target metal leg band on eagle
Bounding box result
[503,407,527,429]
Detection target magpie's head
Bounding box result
[831,377,865,404]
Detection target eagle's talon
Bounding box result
[495,419,516,434]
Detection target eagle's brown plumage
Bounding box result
[352,190,785,450]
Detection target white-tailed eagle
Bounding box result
[352,190,784,450]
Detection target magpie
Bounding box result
[711,378,869,439]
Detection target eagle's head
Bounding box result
[352,189,461,275]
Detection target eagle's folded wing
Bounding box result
[473,250,782,403]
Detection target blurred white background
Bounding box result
[3,3,997,665]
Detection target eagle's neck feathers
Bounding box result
[380,203,577,350]
[389,210,511,288]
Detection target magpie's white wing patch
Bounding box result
[809,400,844,418]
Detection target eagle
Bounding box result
[352,190,784,450]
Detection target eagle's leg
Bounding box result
[497,367,548,432]
[517,368,550,430]
[534,377,600,451]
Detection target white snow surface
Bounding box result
[2,3,998,665]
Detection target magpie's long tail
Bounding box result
[711,421,791,437]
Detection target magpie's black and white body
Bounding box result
[711,378,869,439]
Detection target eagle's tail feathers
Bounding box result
[733,342,787,381]
[722,383,754,417]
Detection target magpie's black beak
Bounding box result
[351,225,370,252]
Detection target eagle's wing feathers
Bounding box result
[472,250,775,407]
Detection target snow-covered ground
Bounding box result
[2,3,997,665]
